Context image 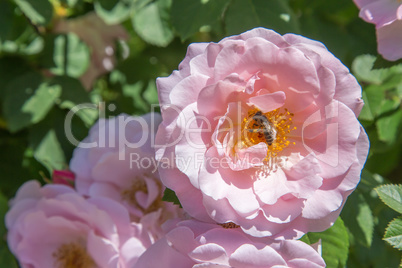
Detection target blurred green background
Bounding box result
[0,0,401,267]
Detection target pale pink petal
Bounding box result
[359,0,399,26]
[302,189,343,219]
[377,20,402,61]
[189,244,228,265]
[134,237,195,268]
[247,91,286,113]
[229,244,286,267]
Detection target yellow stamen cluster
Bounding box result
[241,107,296,162]
[53,242,95,268]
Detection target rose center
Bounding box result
[52,241,95,268]
[121,177,163,214]
[219,222,240,229]
[241,107,296,160]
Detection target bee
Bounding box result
[248,111,277,145]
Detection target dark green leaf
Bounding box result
[29,107,90,173]
[376,184,402,214]
[301,217,349,268]
[50,76,98,126]
[171,0,229,40]
[0,1,14,41]
[0,191,18,268]
[225,0,300,35]
[0,57,31,100]
[342,192,374,247]
[384,216,402,251]
[3,72,61,132]
[14,0,53,26]
[373,55,402,70]
[132,0,174,47]
[162,188,181,206]
[0,242,18,268]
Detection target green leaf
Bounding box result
[352,55,388,84]
[376,109,402,144]
[0,191,18,268]
[363,85,386,118]
[341,192,374,247]
[14,0,53,26]
[33,129,66,172]
[3,72,61,132]
[0,242,18,268]
[132,0,174,47]
[0,57,31,100]
[384,216,402,251]
[373,55,402,70]
[225,0,300,35]
[162,188,181,206]
[376,184,402,214]
[0,1,14,41]
[171,0,229,40]
[143,80,158,105]
[41,33,90,78]
[301,217,349,268]
[50,76,98,126]
[94,0,132,24]
[60,0,81,8]
[29,107,89,173]
[359,90,374,121]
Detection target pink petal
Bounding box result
[247,91,286,112]
[359,0,399,26]
[229,244,286,267]
[377,20,402,61]
[302,189,343,219]
[190,244,228,265]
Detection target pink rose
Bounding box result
[156,28,369,238]
[5,180,146,268]
[134,219,326,267]
[70,113,184,240]
[353,0,402,61]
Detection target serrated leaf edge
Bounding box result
[375,184,402,213]
[383,216,402,251]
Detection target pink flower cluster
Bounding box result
[6,28,370,267]
[6,114,184,268]
[354,0,402,61]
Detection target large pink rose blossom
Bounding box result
[134,219,326,268]
[70,113,184,241]
[156,28,369,239]
[5,180,146,268]
[353,0,402,61]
